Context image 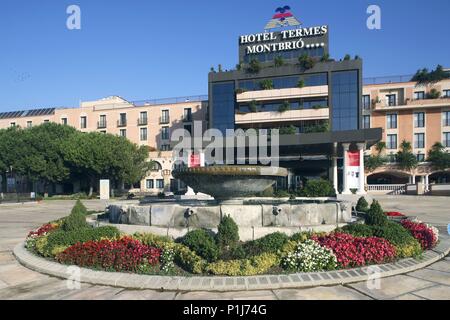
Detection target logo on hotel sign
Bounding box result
[265,6,301,29]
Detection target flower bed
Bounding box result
[25,200,440,277]
[385,211,405,217]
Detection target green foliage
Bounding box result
[249,100,258,112]
[216,216,240,248]
[427,88,441,99]
[298,179,336,197]
[397,140,418,170]
[290,232,312,243]
[365,200,388,226]
[43,226,120,257]
[206,253,279,276]
[321,53,330,62]
[340,223,376,237]
[343,54,351,61]
[297,79,305,88]
[298,54,315,70]
[279,125,297,135]
[303,121,330,133]
[181,229,219,262]
[278,101,290,113]
[259,79,274,90]
[242,232,289,256]
[62,200,89,231]
[274,56,284,67]
[365,154,387,172]
[356,197,369,213]
[427,142,450,170]
[246,59,261,74]
[411,65,449,84]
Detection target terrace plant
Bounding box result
[246,59,261,74]
[411,65,449,85]
[427,88,441,99]
[320,53,330,62]
[297,79,305,88]
[278,101,290,113]
[274,56,284,67]
[259,79,274,90]
[298,54,315,70]
[248,100,258,113]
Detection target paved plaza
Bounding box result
[0,197,449,300]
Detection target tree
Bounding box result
[62,132,150,196]
[411,65,449,85]
[298,54,315,70]
[427,142,450,171]
[396,140,418,171]
[274,56,284,67]
[365,141,387,172]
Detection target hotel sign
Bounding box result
[240,26,328,55]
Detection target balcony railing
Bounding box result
[117,119,127,127]
[97,121,107,129]
[159,116,170,124]
[366,184,407,195]
[138,118,148,126]
[182,115,192,122]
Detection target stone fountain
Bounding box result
[105,165,352,241]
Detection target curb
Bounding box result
[13,235,450,292]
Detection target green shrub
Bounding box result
[356,197,369,213]
[340,224,375,237]
[62,200,89,231]
[242,232,290,257]
[206,253,279,276]
[365,200,388,226]
[173,243,207,274]
[43,226,120,257]
[290,232,312,243]
[216,215,239,248]
[133,233,173,248]
[181,229,219,262]
[298,179,336,197]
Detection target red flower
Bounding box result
[312,233,396,268]
[385,211,405,217]
[28,224,58,238]
[401,220,437,250]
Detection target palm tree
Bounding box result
[397,140,418,171]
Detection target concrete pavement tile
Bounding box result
[408,268,450,286]
[61,285,123,300]
[174,290,277,300]
[112,289,177,300]
[426,260,450,273]
[273,286,372,300]
[0,264,45,286]
[413,285,450,300]
[391,293,426,300]
[347,275,435,300]
[0,252,16,265]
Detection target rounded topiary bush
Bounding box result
[62,200,89,232]
[181,229,219,262]
[356,197,369,213]
[365,200,388,226]
[298,179,336,197]
[340,223,375,237]
[216,215,239,248]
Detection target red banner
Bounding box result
[347,151,360,167]
[189,154,201,168]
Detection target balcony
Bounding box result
[182,115,192,122]
[159,116,170,124]
[373,97,450,111]
[236,86,328,103]
[137,118,148,126]
[117,119,127,127]
[235,108,329,125]
[97,121,107,129]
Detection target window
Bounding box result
[61,118,68,125]
[119,113,127,126]
[362,95,371,110]
[416,153,425,162]
[27,121,32,128]
[184,124,192,135]
[140,128,147,141]
[150,162,162,171]
[414,112,425,128]
[161,110,170,124]
[387,114,397,129]
[443,111,450,127]
[139,111,148,125]
[443,90,450,98]
[444,132,450,148]
[386,94,396,106]
[98,115,107,128]
[161,126,170,140]
[183,108,192,122]
[119,129,126,137]
[80,116,87,129]
[414,133,425,149]
[44,120,49,123]
[146,179,154,189]
[156,179,164,189]
[10,122,15,127]
[211,81,235,135]
[414,91,425,100]
[363,115,370,129]
[161,144,171,151]
[330,70,359,131]
[387,134,397,150]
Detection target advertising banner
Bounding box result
[347,151,360,189]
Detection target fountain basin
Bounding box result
[172,165,288,200]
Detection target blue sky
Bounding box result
[0,0,449,111]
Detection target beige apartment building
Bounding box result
[363,78,450,192]
[0,95,208,195]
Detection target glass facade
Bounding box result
[243,47,325,63]
[238,98,328,113]
[238,73,327,92]
[331,70,359,131]
[211,82,236,135]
